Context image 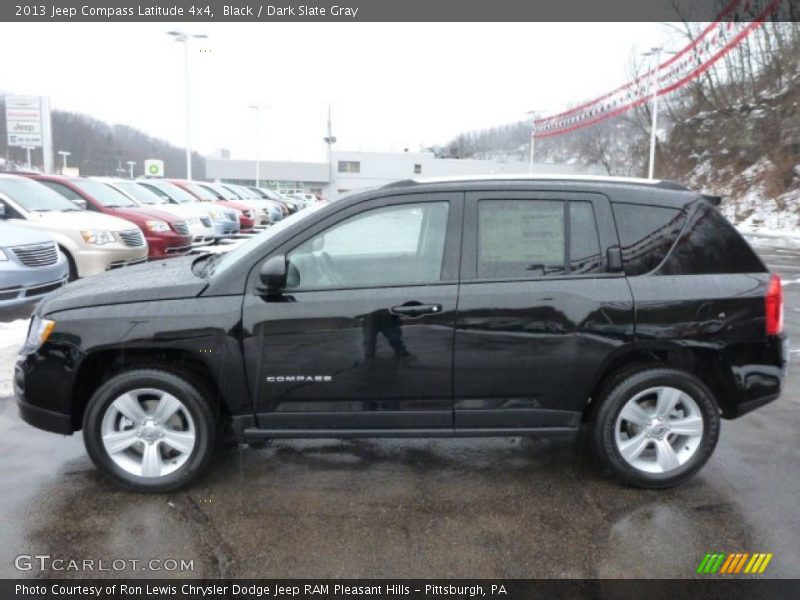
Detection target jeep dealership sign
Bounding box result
[4,94,54,172]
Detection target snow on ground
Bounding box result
[0,320,28,397]
[0,320,28,351]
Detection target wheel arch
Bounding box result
[71,347,231,431]
[585,342,738,420]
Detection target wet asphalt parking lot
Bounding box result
[0,235,798,579]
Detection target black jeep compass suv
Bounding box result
[14,176,788,492]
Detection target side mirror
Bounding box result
[258,255,288,293]
[72,198,87,210]
[606,246,624,273]
[0,203,5,219]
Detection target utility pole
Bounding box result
[323,104,337,202]
[127,161,136,179]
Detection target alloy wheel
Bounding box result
[100,388,196,478]
[614,386,704,474]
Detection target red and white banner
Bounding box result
[533,0,785,139]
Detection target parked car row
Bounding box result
[0,173,311,308]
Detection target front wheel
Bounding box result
[83,369,216,492]
[592,367,720,488]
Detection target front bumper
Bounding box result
[14,357,75,435]
[146,231,194,259]
[0,254,69,307]
[212,219,241,240]
[189,221,215,247]
[75,244,148,277]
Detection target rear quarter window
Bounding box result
[612,202,687,276]
[658,202,766,274]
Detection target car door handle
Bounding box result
[390,303,443,317]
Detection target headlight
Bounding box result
[0,248,8,261]
[246,210,255,219]
[187,216,199,225]
[24,316,55,352]
[208,209,225,221]
[145,220,170,233]
[80,230,115,245]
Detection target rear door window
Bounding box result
[477,200,565,279]
[475,199,603,279]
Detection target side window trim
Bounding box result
[252,192,464,293]
[461,190,616,282]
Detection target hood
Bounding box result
[0,221,56,247]
[107,206,182,224]
[26,210,139,232]
[151,203,203,220]
[40,255,208,314]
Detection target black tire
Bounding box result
[591,367,720,489]
[82,368,216,493]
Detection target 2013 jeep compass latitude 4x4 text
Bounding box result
[14,176,788,492]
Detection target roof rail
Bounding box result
[380,175,689,191]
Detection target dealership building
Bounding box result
[205,150,602,200]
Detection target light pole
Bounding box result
[167,30,208,181]
[323,104,337,202]
[641,47,674,180]
[248,104,269,187]
[57,150,71,173]
[127,161,136,179]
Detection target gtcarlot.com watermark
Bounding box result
[14,553,194,573]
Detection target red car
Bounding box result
[25,175,193,259]
[169,179,256,232]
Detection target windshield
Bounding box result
[221,185,244,199]
[143,181,198,205]
[208,203,325,278]
[182,182,218,202]
[0,177,83,212]
[114,181,166,205]
[198,184,226,200]
[233,185,256,199]
[73,180,137,208]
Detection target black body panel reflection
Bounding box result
[453,277,634,426]
[243,285,458,428]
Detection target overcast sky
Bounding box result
[0,22,682,162]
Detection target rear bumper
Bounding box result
[724,334,788,418]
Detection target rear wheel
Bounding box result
[83,369,216,492]
[592,367,720,488]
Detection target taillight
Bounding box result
[765,274,783,336]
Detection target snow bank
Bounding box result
[0,319,28,351]
[0,319,28,397]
